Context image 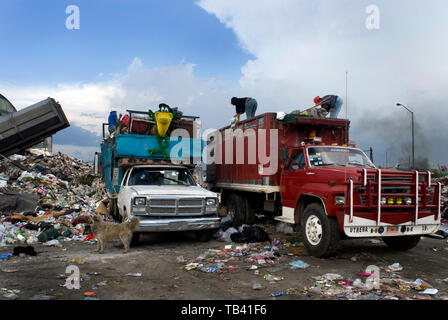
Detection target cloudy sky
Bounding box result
[1,0,447,167]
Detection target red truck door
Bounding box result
[280,147,308,210]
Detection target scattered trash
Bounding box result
[387,263,403,272]
[126,272,142,277]
[3,292,18,299]
[0,253,12,260]
[215,227,238,242]
[357,272,375,277]
[248,265,258,270]
[43,239,63,247]
[84,291,96,297]
[230,226,271,243]
[264,274,283,281]
[200,266,217,273]
[68,257,85,265]
[97,281,107,286]
[271,291,284,297]
[185,263,200,271]
[412,278,432,291]
[289,260,309,269]
[419,288,438,295]
[252,283,264,290]
[176,255,186,263]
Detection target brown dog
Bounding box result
[91,215,139,253]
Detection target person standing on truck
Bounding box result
[230,97,258,121]
[108,110,119,134]
[313,95,343,118]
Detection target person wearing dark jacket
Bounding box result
[313,95,343,118]
[230,97,258,121]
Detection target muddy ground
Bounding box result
[1,220,448,301]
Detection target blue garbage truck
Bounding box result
[99,109,220,243]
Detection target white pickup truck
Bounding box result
[117,164,221,243]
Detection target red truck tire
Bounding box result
[225,193,255,226]
[301,203,340,257]
[382,235,421,251]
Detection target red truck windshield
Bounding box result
[307,146,375,168]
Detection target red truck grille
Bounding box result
[346,169,442,225]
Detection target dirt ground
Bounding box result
[1,220,448,301]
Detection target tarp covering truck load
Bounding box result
[100,107,220,244]
[206,112,442,257]
[0,94,70,156]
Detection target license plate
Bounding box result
[386,226,400,234]
[169,221,188,229]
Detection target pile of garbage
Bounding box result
[304,262,444,300]
[0,150,107,247]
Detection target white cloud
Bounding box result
[0,58,234,137]
[2,1,448,165]
[197,0,448,165]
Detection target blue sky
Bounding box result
[0,0,251,85]
[1,0,447,166]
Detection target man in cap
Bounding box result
[313,95,343,118]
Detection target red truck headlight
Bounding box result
[334,195,345,205]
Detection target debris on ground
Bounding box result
[0,151,107,247]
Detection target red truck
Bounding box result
[206,112,443,257]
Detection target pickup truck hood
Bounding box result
[128,185,217,197]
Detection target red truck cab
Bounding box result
[207,113,442,257]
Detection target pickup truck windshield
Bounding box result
[128,168,196,186]
[307,146,375,168]
[0,95,17,117]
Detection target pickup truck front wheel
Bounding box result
[195,229,216,242]
[301,203,340,258]
[382,235,421,251]
[131,232,140,246]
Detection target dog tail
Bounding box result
[127,217,140,231]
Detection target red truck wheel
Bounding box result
[382,235,421,251]
[226,193,251,226]
[301,203,340,258]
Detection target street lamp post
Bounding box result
[396,103,414,169]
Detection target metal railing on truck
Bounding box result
[346,169,442,225]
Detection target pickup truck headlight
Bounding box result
[205,198,218,213]
[334,195,345,205]
[134,197,147,206]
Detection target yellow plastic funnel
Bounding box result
[155,111,173,137]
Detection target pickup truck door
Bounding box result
[117,167,132,215]
[280,147,309,209]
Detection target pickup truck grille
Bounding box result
[147,197,204,216]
